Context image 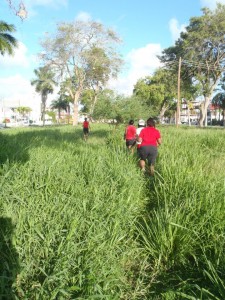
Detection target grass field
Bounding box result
[0,124,225,299]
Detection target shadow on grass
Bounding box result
[0,217,19,300]
[0,126,108,165]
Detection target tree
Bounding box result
[6,1,28,20]
[16,106,31,116]
[212,90,225,127]
[31,66,57,126]
[16,106,32,118]
[101,93,150,124]
[133,68,177,122]
[40,20,123,125]
[84,47,121,119]
[51,97,69,123]
[57,80,74,114]
[0,20,18,55]
[88,89,119,121]
[159,3,225,127]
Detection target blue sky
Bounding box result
[0,0,224,113]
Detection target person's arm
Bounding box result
[157,137,162,146]
[135,132,139,141]
[137,130,143,143]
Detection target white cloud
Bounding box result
[0,74,59,119]
[108,44,162,95]
[169,18,187,43]
[0,74,39,108]
[0,74,45,122]
[200,0,225,9]
[0,42,34,68]
[75,12,92,22]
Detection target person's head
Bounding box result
[138,119,145,128]
[129,119,134,125]
[146,117,156,128]
[84,117,87,121]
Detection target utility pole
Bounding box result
[176,57,182,127]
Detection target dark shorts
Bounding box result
[83,128,89,134]
[126,139,136,147]
[139,145,158,165]
[137,147,141,158]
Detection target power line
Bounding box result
[164,59,225,72]
[182,60,224,72]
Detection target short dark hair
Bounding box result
[129,119,134,125]
[84,117,87,121]
[147,118,155,127]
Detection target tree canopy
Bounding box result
[0,20,18,56]
[31,66,57,125]
[133,68,177,121]
[159,3,225,126]
[40,20,123,125]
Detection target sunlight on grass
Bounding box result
[0,124,225,299]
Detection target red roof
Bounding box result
[209,104,220,110]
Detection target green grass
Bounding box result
[137,126,225,299]
[0,124,225,299]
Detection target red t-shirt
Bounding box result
[139,127,161,146]
[125,125,136,140]
[83,121,89,128]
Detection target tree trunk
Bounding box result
[41,94,47,126]
[187,106,191,126]
[58,108,60,123]
[223,109,225,127]
[72,91,81,126]
[89,93,98,120]
[159,103,169,124]
[204,114,208,127]
[199,96,210,127]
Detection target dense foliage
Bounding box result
[159,4,225,126]
[0,20,17,56]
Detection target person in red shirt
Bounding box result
[83,117,90,141]
[124,119,136,154]
[138,117,162,175]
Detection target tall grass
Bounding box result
[0,125,147,299]
[0,124,225,299]
[137,126,225,299]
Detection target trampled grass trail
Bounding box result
[0,124,225,299]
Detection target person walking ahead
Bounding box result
[124,119,136,154]
[136,119,145,155]
[83,117,90,141]
[138,117,161,175]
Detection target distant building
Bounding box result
[180,99,223,125]
[180,99,200,124]
[0,105,37,127]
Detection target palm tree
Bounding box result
[16,106,32,117]
[16,106,32,124]
[31,66,57,126]
[51,97,69,123]
[0,20,18,55]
